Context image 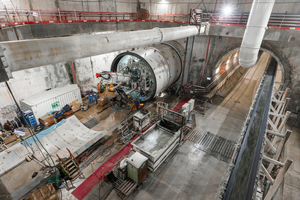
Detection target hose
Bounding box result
[110,102,131,112]
[100,71,111,80]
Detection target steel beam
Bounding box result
[267,130,292,172]
[264,159,293,200]
[263,155,284,167]
[261,164,274,184]
[182,36,194,85]
[266,129,285,138]
[265,135,276,153]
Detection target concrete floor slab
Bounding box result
[280,122,300,200]
[114,53,271,200]
[0,143,30,176]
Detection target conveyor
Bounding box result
[223,57,277,200]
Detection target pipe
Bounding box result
[0,26,199,73]
[198,0,218,85]
[70,60,77,84]
[239,0,275,68]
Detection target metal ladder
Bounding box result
[57,148,82,180]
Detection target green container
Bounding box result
[127,163,139,183]
[126,152,148,184]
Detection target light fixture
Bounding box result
[222,5,233,16]
[215,66,220,74]
[159,0,169,4]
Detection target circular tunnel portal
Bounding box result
[111,43,183,101]
[210,48,284,96]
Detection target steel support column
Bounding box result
[182,36,194,85]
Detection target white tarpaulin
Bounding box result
[31,116,106,162]
[0,116,106,176]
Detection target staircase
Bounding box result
[57,148,82,180]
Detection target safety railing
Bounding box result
[0,9,190,27]
[0,8,299,30]
[209,13,300,29]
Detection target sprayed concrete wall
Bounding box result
[0,63,70,124]
[1,27,300,123]
[0,51,125,124]
[190,34,299,112]
[0,21,185,125]
[187,36,242,86]
[0,0,299,124]
[74,52,121,92]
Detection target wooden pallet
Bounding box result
[29,183,59,200]
[114,179,137,200]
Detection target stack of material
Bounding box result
[0,131,17,144]
[28,116,106,162]
[20,84,82,124]
[0,143,31,175]
[29,183,59,200]
[69,100,81,112]
[39,114,56,127]
[98,96,108,107]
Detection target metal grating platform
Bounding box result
[188,130,205,143]
[83,117,99,129]
[191,131,236,163]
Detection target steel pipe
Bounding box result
[0,26,199,72]
[239,0,275,68]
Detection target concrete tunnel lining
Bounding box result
[211,47,286,88]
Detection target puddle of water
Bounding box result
[134,127,173,153]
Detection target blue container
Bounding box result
[23,110,37,127]
[89,94,94,103]
[94,93,98,104]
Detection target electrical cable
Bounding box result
[100,71,111,80]
[6,85,50,164]
[5,82,49,165]
[196,0,204,9]
[4,82,19,120]
[4,81,57,169]
[110,102,131,112]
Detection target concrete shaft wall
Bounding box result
[3,0,136,13]
[191,35,298,112]
[0,21,183,124]
[1,21,299,123]
[0,0,299,123]
[0,63,70,124]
